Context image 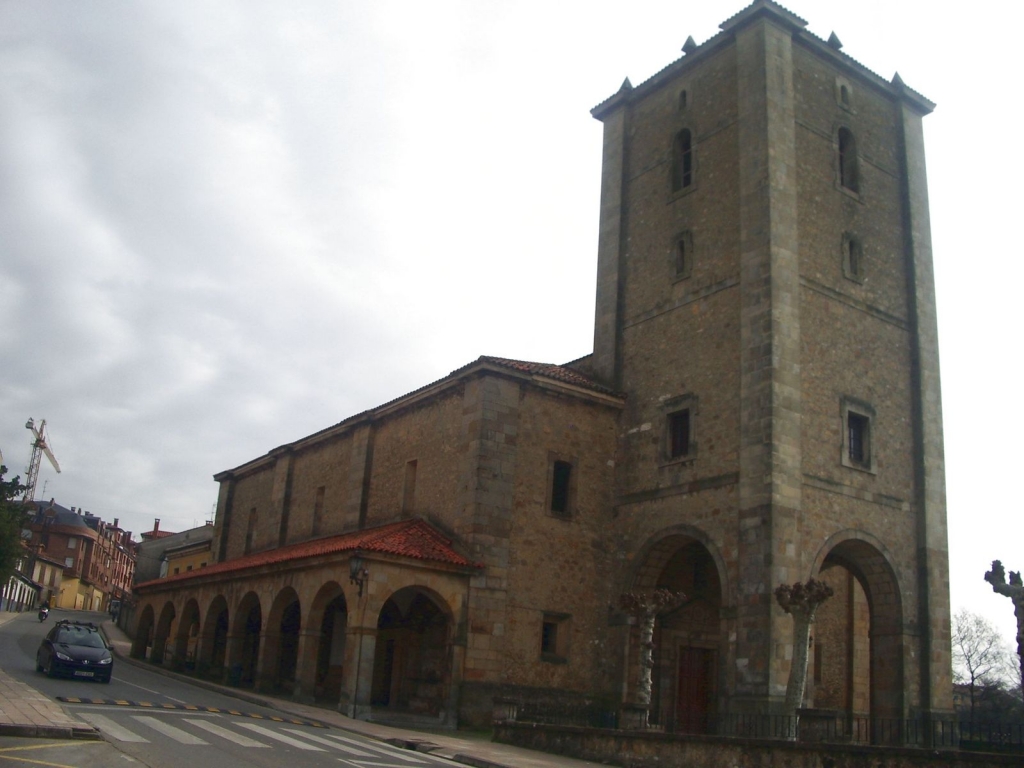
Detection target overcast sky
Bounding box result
[2,0,1021,646]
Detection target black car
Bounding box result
[36,620,113,683]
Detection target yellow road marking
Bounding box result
[0,741,100,768]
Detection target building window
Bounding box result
[678,88,688,111]
[402,460,418,515]
[186,565,193,572]
[838,127,859,193]
[835,77,854,111]
[841,397,876,473]
[663,395,698,463]
[67,538,77,549]
[842,232,864,282]
[669,411,691,458]
[540,613,570,663]
[64,557,74,568]
[551,461,572,515]
[671,129,693,192]
[672,230,694,281]
[312,486,326,537]
[173,567,180,575]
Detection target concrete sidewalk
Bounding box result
[0,608,604,765]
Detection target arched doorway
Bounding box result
[812,533,905,744]
[173,599,201,671]
[152,602,176,665]
[264,587,301,693]
[309,583,347,704]
[630,531,725,733]
[132,605,155,660]
[233,592,262,687]
[199,596,229,679]
[371,588,452,716]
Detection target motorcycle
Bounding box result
[38,607,48,622]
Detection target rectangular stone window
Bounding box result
[541,612,570,663]
[671,230,694,281]
[551,461,572,515]
[546,453,577,518]
[841,397,876,474]
[662,394,697,463]
[842,232,864,283]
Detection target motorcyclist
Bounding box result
[38,601,49,622]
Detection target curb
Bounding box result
[0,723,102,741]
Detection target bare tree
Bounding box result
[619,589,686,727]
[775,579,834,739]
[951,608,1016,720]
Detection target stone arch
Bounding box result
[262,586,301,693]
[811,529,906,740]
[627,526,729,733]
[152,601,176,665]
[132,604,155,659]
[172,598,201,671]
[308,582,348,703]
[198,595,229,679]
[370,585,454,717]
[232,591,262,686]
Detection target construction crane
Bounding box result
[24,418,60,502]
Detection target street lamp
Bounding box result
[349,550,368,598]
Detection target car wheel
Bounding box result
[35,657,43,673]
[45,657,56,678]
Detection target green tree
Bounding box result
[0,466,28,588]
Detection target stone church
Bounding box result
[132,0,952,734]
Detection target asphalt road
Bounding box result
[1,610,460,768]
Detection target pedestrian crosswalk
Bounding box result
[75,710,454,765]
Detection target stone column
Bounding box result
[293,627,321,702]
[221,632,244,685]
[340,624,377,719]
[253,629,276,692]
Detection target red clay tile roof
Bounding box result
[135,518,480,590]
[141,530,176,539]
[475,356,619,395]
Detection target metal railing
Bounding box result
[495,702,1024,753]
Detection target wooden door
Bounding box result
[677,646,715,733]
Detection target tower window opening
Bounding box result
[550,460,572,515]
[848,412,869,466]
[679,89,688,110]
[672,129,693,192]
[838,127,859,192]
[842,232,863,282]
[669,410,691,459]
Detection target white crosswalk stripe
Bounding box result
[187,718,270,747]
[235,721,325,750]
[280,728,378,755]
[132,715,209,745]
[318,732,434,763]
[77,712,150,742]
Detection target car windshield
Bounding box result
[55,628,106,648]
